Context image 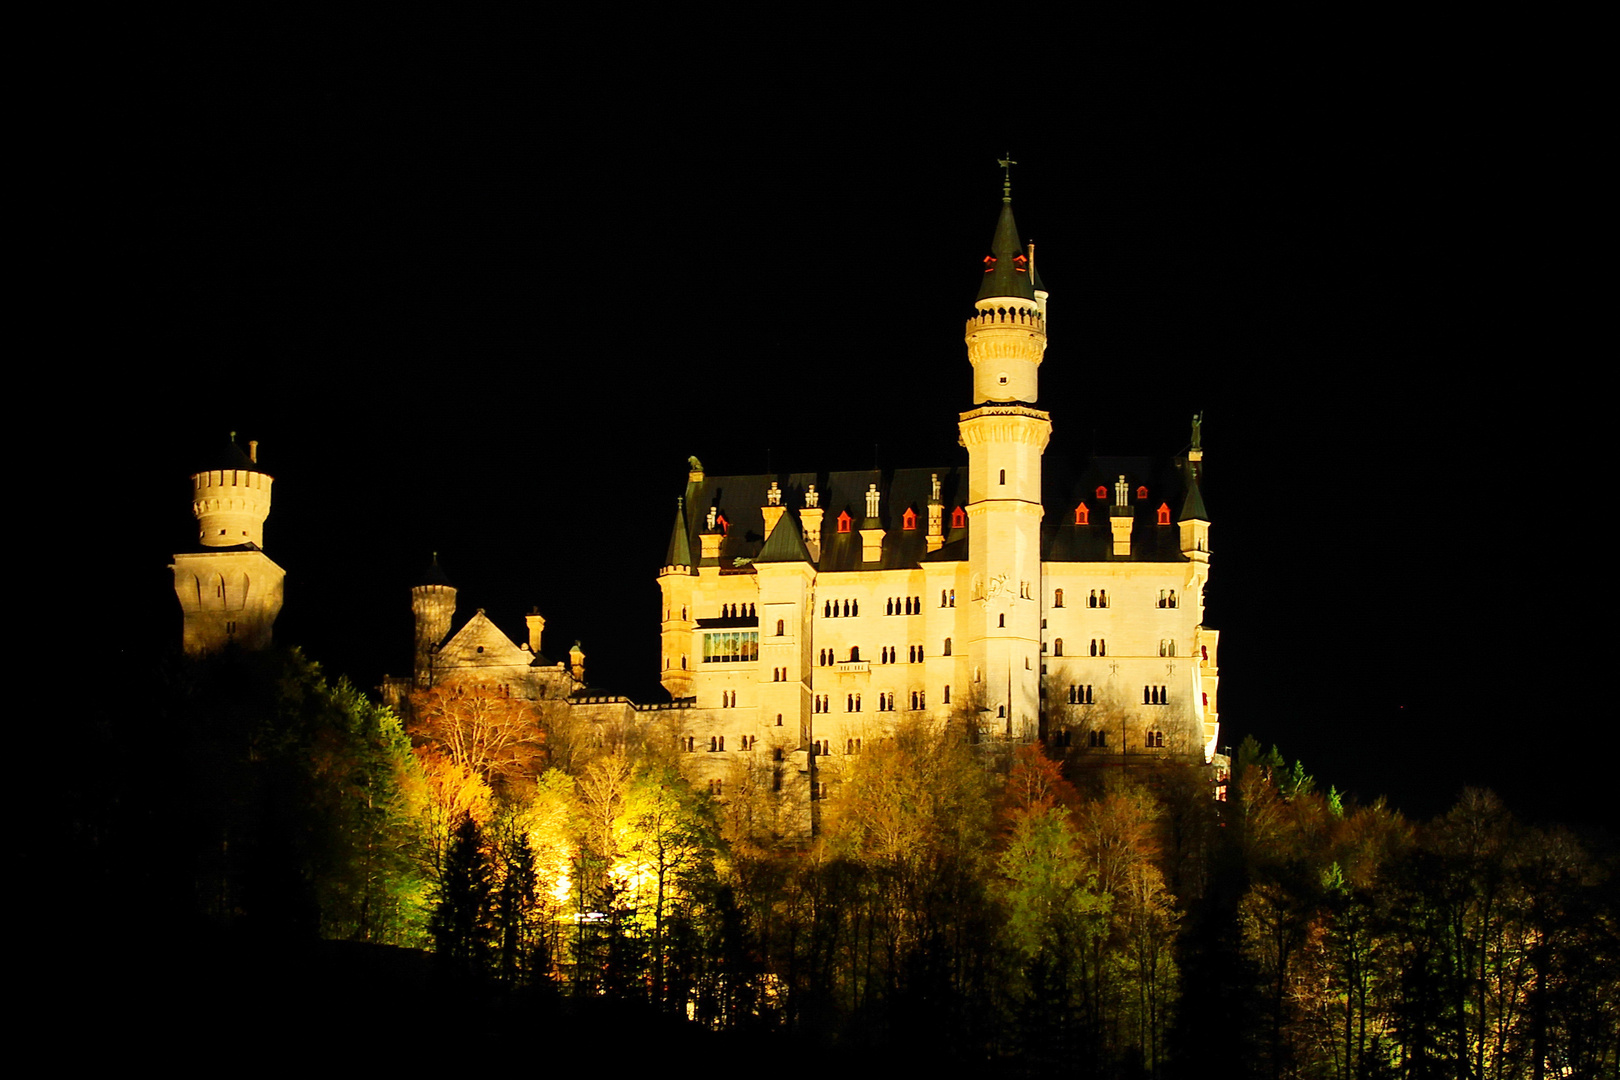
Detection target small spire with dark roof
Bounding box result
[976,163,1036,302]
[664,498,693,568]
[415,552,454,588]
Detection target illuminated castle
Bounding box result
[657,185,1220,807]
[170,436,286,654]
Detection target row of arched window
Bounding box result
[824,599,859,617]
[718,603,755,618]
[1159,640,1176,656]
[886,596,921,615]
[1158,590,1178,608]
[1067,684,1094,704]
[770,667,789,681]
[689,734,758,752]
[846,739,862,753]
[811,740,830,755]
[720,691,737,708]
[875,693,897,712]
[940,589,957,607]
[1144,685,1168,705]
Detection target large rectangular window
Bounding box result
[702,631,759,663]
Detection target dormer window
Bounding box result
[951,506,966,529]
[902,508,918,531]
[982,255,996,273]
[837,511,852,533]
[716,513,730,535]
[1075,503,1089,525]
[1136,486,1149,500]
[1157,502,1172,525]
[1095,485,1108,500]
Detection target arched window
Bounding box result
[1168,640,1175,656]
[998,705,1006,718]
[943,685,951,704]
[1090,639,1097,656]
[1201,644,1209,661]
[777,618,785,636]
[824,601,831,618]
[1099,589,1108,608]
[1054,638,1063,657]
[949,589,956,607]
[1169,590,1178,608]
[999,469,1006,485]
[943,637,952,656]
[998,614,1006,627]
[941,589,948,607]
[1202,692,1209,707]
[1089,590,1097,608]
[1054,588,1064,608]
[777,713,784,726]
[849,645,860,662]
[1158,590,1166,609]
[855,693,862,711]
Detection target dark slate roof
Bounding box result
[664,499,693,566]
[672,450,1208,572]
[199,437,255,472]
[976,201,1037,302]
[755,509,813,564]
[676,467,971,573]
[1179,471,1210,522]
[414,555,454,588]
[1040,453,1203,563]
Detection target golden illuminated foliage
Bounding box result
[409,682,546,803]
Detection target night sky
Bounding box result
[89,15,1600,830]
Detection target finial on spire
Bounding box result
[1191,412,1203,451]
[997,153,1017,203]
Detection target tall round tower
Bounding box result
[958,178,1052,736]
[411,555,458,689]
[170,435,286,653]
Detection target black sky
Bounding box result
[84,14,1602,830]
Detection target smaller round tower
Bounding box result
[411,554,458,689]
[191,433,274,548]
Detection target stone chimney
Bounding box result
[1110,474,1133,556]
[525,607,545,653]
[762,481,786,541]
[800,485,824,561]
[569,641,585,682]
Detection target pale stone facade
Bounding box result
[656,194,1222,814]
[171,437,286,654]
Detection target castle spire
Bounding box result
[977,160,1035,302]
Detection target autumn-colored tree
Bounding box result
[409,682,546,803]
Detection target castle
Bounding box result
[172,183,1223,833]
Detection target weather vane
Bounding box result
[997,152,1017,202]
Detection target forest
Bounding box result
[75,645,1618,1078]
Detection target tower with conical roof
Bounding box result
[170,434,285,653]
[411,554,458,688]
[959,166,1051,736]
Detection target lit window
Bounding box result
[1075,503,1089,525]
[1054,588,1064,607]
[902,508,917,530]
[1157,502,1171,525]
[951,506,966,529]
[1136,486,1148,500]
[1095,485,1107,500]
[1054,638,1063,657]
[837,511,852,533]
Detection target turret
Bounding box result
[958,167,1051,738]
[659,497,696,698]
[191,434,273,548]
[1179,417,1211,562]
[412,554,457,689]
[170,434,285,653]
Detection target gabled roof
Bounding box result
[436,610,542,669]
[755,508,813,564]
[1040,453,1204,563]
